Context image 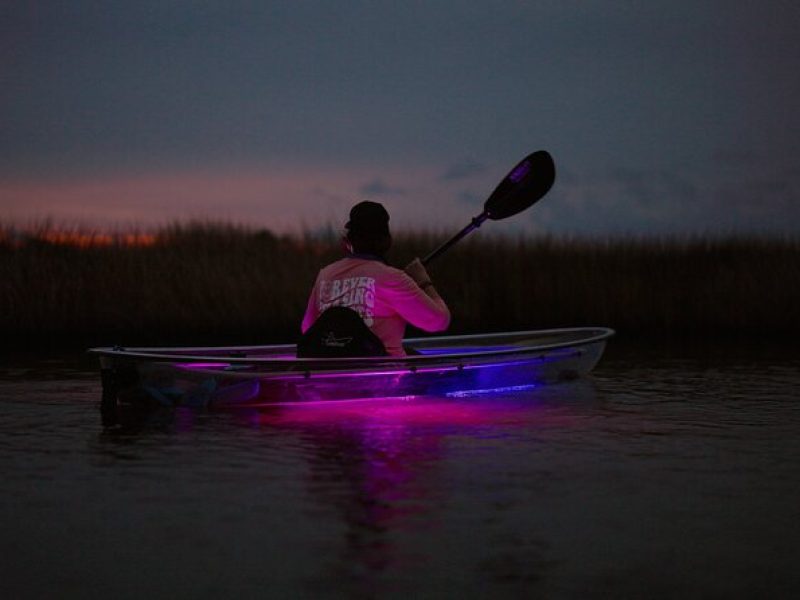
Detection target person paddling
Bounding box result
[301,201,450,356]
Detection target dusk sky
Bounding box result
[2,1,799,235]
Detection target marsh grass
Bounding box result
[2,222,798,348]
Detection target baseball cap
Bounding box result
[345,201,390,237]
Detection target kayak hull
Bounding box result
[90,328,613,408]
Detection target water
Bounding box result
[1,345,799,598]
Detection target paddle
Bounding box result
[421,150,556,265]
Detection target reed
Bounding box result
[1,222,798,348]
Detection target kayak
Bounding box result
[89,327,614,408]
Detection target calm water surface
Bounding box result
[1,344,799,598]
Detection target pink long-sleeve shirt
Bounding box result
[301,256,451,356]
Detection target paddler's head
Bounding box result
[344,201,391,257]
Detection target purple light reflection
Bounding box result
[415,345,515,356]
[271,351,579,381]
[251,393,553,429]
[250,394,421,408]
[174,362,231,369]
[170,347,579,381]
[236,380,591,577]
[509,159,531,183]
[445,383,538,398]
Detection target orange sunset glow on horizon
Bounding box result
[0,163,486,235]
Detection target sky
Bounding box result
[2,1,799,236]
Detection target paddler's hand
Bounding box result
[404,258,433,288]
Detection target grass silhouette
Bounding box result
[2,222,798,348]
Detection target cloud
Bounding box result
[717,175,797,217]
[454,190,481,206]
[607,167,698,208]
[440,160,488,181]
[312,187,348,203]
[358,179,407,197]
[539,162,800,235]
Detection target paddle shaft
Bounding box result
[421,212,488,266]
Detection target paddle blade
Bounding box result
[484,150,555,220]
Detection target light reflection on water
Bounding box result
[1,349,799,598]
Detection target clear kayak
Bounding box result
[89,327,614,408]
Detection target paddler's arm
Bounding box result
[300,276,321,334]
[393,258,450,331]
[405,257,445,299]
